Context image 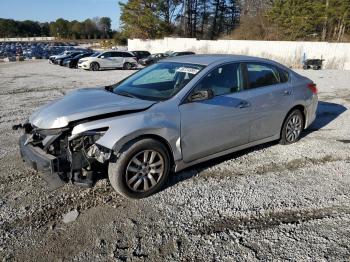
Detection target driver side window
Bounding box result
[194,63,243,96]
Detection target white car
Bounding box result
[78,51,138,71]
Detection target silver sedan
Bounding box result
[16,55,318,198]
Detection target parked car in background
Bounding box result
[49,50,78,64]
[170,51,196,57]
[138,53,168,66]
[62,52,95,68]
[130,51,151,61]
[15,55,318,199]
[55,51,87,66]
[303,59,324,70]
[0,42,81,60]
[78,51,138,71]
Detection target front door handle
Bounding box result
[237,101,251,108]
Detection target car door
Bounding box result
[179,63,252,163]
[111,52,124,67]
[242,62,293,142]
[98,52,113,68]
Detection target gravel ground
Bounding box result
[0,60,349,261]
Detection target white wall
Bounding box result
[128,37,350,70]
[0,37,56,42]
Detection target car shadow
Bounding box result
[164,140,278,190]
[302,101,347,136]
[165,100,347,191]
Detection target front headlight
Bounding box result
[69,127,109,141]
[35,127,70,136]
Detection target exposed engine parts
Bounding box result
[17,123,111,187]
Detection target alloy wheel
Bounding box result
[124,62,132,70]
[125,150,164,192]
[91,63,99,71]
[286,114,302,143]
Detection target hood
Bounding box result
[55,54,71,60]
[29,88,156,129]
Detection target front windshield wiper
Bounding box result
[115,91,139,99]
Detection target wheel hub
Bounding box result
[125,150,164,192]
[286,114,302,142]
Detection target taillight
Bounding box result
[307,83,318,94]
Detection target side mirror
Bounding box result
[100,56,105,59]
[188,89,214,102]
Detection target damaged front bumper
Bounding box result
[19,135,66,187]
[17,123,112,188]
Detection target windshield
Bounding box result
[112,62,205,101]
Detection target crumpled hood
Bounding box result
[29,88,155,129]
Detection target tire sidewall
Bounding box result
[90,62,99,71]
[123,62,131,70]
[108,139,171,199]
[280,109,304,145]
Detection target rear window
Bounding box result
[246,63,280,89]
[124,52,134,57]
[111,52,122,57]
[278,68,289,83]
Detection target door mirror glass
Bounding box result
[189,89,213,102]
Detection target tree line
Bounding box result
[119,0,350,41]
[0,17,113,39]
[0,0,349,42]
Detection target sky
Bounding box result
[0,0,126,29]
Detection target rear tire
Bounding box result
[90,62,100,71]
[123,62,132,70]
[108,138,171,199]
[280,109,304,145]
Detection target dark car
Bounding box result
[138,53,168,66]
[303,59,324,70]
[55,51,86,66]
[170,51,196,57]
[130,50,151,61]
[62,52,94,68]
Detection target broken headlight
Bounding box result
[70,127,111,163]
[35,127,70,136]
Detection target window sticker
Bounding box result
[176,67,200,74]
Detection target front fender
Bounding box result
[71,109,182,161]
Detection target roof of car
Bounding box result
[162,54,276,66]
[106,50,129,52]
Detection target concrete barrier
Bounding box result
[128,37,350,70]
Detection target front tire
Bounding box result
[108,138,171,199]
[280,109,304,145]
[90,62,100,71]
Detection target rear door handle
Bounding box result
[283,90,292,96]
[237,101,251,108]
